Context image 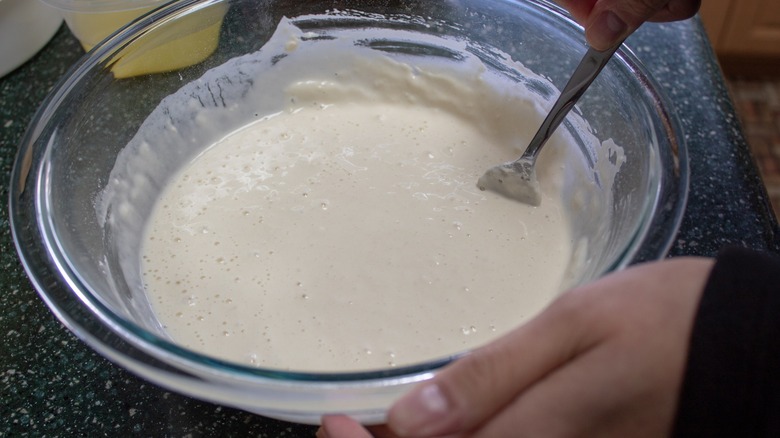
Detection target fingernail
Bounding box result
[391,383,450,436]
[590,11,628,50]
[315,427,329,438]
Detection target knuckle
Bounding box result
[634,0,663,19]
[671,0,702,19]
[450,348,506,396]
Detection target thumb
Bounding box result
[386,293,595,436]
[586,7,631,51]
[585,0,700,50]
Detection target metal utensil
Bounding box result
[477,40,625,206]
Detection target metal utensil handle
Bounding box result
[523,40,625,160]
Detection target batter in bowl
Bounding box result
[142,98,571,371]
[101,17,615,372]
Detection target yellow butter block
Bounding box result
[64,7,157,52]
[62,3,227,78]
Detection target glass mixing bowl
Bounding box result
[9,0,687,425]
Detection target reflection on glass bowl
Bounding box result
[9,0,687,425]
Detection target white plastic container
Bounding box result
[0,0,63,78]
[40,0,226,77]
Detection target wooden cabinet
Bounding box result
[700,0,780,56]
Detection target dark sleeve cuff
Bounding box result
[673,246,780,437]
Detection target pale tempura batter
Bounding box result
[141,100,571,372]
[102,17,620,373]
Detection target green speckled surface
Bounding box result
[2,15,779,438]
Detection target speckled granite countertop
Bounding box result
[2,17,779,437]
